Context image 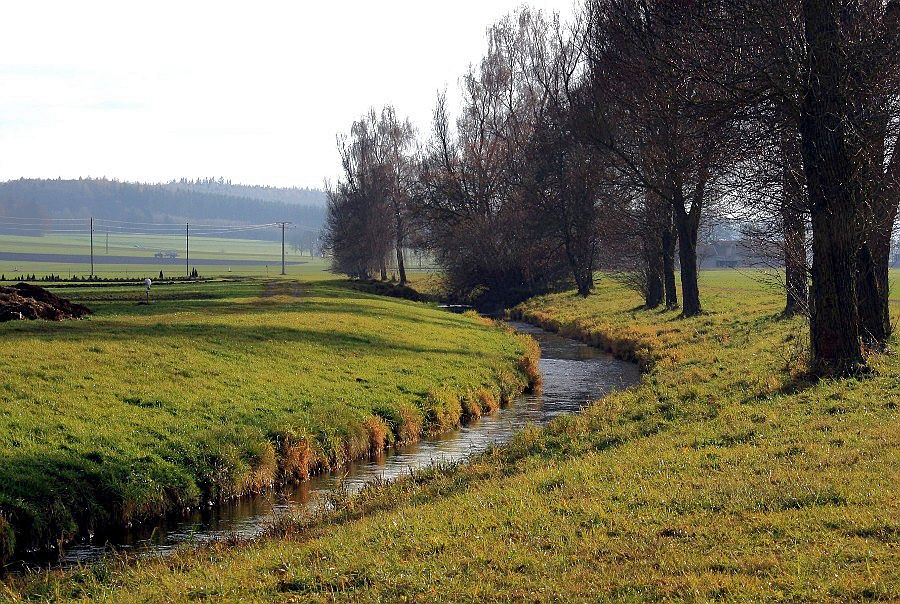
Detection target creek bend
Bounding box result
[35,321,640,567]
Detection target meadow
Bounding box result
[0,233,331,280]
[0,279,537,564]
[6,270,900,602]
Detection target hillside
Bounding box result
[164,178,327,206]
[0,178,326,242]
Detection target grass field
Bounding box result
[0,233,331,279]
[7,270,900,602]
[0,279,537,565]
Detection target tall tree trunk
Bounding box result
[674,204,701,317]
[782,205,809,316]
[574,256,594,297]
[396,246,407,285]
[855,123,897,347]
[563,219,595,297]
[662,209,678,308]
[856,229,891,346]
[851,5,899,348]
[781,139,809,316]
[799,0,865,374]
[380,261,388,282]
[576,270,593,297]
[644,231,664,308]
[395,215,407,285]
[808,205,864,372]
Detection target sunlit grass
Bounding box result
[5,270,900,602]
[0,279,534,561]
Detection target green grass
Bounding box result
[0,233,287,259]
[0,233,331,279]
[5,270,900,602]
[0,279,536,563]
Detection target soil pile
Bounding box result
[0,283,92,322]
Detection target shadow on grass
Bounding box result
[3,318,482,358]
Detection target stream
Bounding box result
[40,321,640,566]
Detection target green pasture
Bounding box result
[0,233,326,279]
[0,279,534,563]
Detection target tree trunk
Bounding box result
[781,141,809,316]
[395,213,407,285]
[852,6,899,348]
[396,246,407,285]
[856,234,891,346]
[854,123,896,347]
[782,206,809,316]
[674,206,701,317]
[808,206,864,372]
[380,261,388,281]
[799,0,865,374]
[644,232,664,308]
[576,273,593,297]
[569,252,594,298]
[662,210,678,308]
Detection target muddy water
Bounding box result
[50,322,640,565]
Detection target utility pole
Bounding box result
[276,222,291,275]
[186,223,190,278]
[90,217,94,279]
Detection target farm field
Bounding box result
[0,233,328,279]
[6,270,900,602]
[0,278,537,565]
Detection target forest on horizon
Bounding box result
[0,177,326,244]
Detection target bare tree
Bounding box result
[583,0,740,316]
[324,112,393,279]
[378,107,417,284]
[415,10,578,309]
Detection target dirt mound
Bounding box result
[0,283,92,322]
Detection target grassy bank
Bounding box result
[6,271,900,602]
[0,279,537,562]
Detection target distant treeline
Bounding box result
[0,178,325,245]
[165,177,327,206]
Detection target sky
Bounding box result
[0,1,575,189]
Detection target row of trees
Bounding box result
[325,0,900,376]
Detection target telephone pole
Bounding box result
[90,217,94,279]
[276,222,291,275]
[186,223,190,278]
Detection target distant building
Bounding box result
[700,240,741,268]
[698,239,780,269]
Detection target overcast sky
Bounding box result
[0,1,575,189]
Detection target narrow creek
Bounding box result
[37,322,640,567]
